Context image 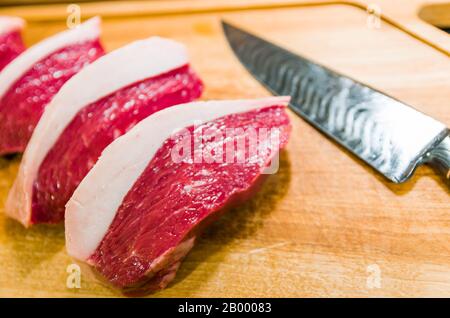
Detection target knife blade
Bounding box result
[222,21,450,184]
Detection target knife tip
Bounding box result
[220,20,230,30]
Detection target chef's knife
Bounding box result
[222,22,450,184]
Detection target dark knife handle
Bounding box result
[425,135,450,183]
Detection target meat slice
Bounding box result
[65,97,291,295]
[6,37,203,227]
[0,17,104,156]
[0,16,25,71]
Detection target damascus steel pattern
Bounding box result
[223,22,449,183]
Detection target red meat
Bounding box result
[0,17,104,155]
[6,36,203,227]
[33,65,202,224]
[65,97,291,295]
[0,17,25,71]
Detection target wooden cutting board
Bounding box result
[0,0,449,297]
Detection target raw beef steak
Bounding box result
[6,37,203,227]
[0,17,104,156]
[0,16,25,71]
[65,97,291,295]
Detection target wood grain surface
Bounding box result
[0,0,449,297]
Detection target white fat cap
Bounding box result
[65,96,290,261]
[6,35,190,227]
